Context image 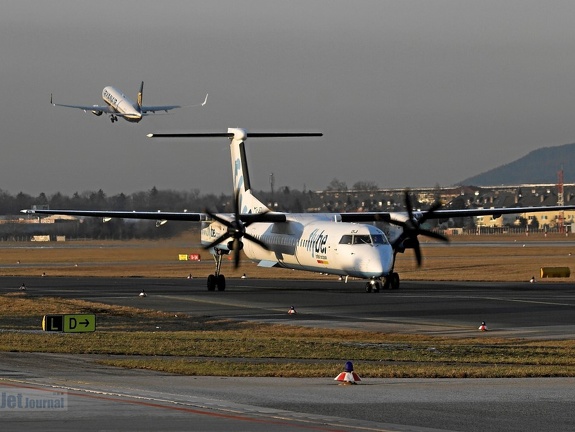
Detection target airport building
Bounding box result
[312,183,575,232]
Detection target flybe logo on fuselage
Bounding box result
[306,228,328,258]
[103,89,119,107]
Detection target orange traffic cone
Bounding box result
[334,361,361,385]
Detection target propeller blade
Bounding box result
[404,190,414,220]
[242,210,272,225]
[419,229,449,243]
[203,232,232,251]
[205,210,233,227]
[389,219,408,229]
[232,188,240,216]
[414,241,422,266]
[392,189,448,267]
[244,233,270,251]
[418,201,442,224]
[203,188,273,269]
[232,239,241,269]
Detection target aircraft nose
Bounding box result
[356,245,394,277]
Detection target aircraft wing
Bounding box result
[20,208,287,223]
[141,93,208,114]
[141,105,182,114]
[339,205,575,223]
[51,102,116,113]
[21,209,207,222]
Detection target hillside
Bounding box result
[458,142,575,186]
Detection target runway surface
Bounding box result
[2,276,575,431]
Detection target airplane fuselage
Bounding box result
[201,214,394,279]
[101,86,142,122]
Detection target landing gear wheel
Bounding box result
[383,277,391,290]
[390,272,400,290]
[365,280,380,293]
[207,274,216,291]
[216,274,226,291]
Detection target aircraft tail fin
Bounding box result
[147,129,322,214]
[137,81,144,110]
[229,129,267,213]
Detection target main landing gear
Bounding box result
[207,249,227,291]
[365,272,400,292]
[110,115,119,123]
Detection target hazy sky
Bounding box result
[3,0,575,197]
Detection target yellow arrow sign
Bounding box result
[63,314,96,333]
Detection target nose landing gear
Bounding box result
[365,272,400,292]
[365,279,381,293]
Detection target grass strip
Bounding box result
[2,294,575,378]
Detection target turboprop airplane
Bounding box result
[50,81,208,123]
[21,128,575,292]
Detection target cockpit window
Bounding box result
[339,233,389,245]
[353,235,372,244]
[339,235,353,244]
[371,234,387,244]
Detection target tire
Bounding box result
[207,274,216,291]
[390,272,400,290]
[216,274,226,291]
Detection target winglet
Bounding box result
[202,93,208,106]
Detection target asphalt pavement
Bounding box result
[2,276,575,431]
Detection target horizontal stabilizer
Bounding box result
[147,131,323,139]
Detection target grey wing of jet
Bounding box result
[142,94,208,114]
[140,104,182,114]
[51,101,117,113]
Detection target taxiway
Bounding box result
[1,276,575,431]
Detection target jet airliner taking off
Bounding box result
[22,128,575,292]
[50,81,208,123]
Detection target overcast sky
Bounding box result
[3,0,575,197]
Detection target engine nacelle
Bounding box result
[91,110,103,116]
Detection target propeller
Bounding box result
[391,190,449,266]
[203,190,270,268]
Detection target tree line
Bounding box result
[0,186,329,240]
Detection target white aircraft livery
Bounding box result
[51,81,208,123]
[22,128,575,292]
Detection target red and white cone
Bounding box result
[478,321,488,331]
[334,361,361,385]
